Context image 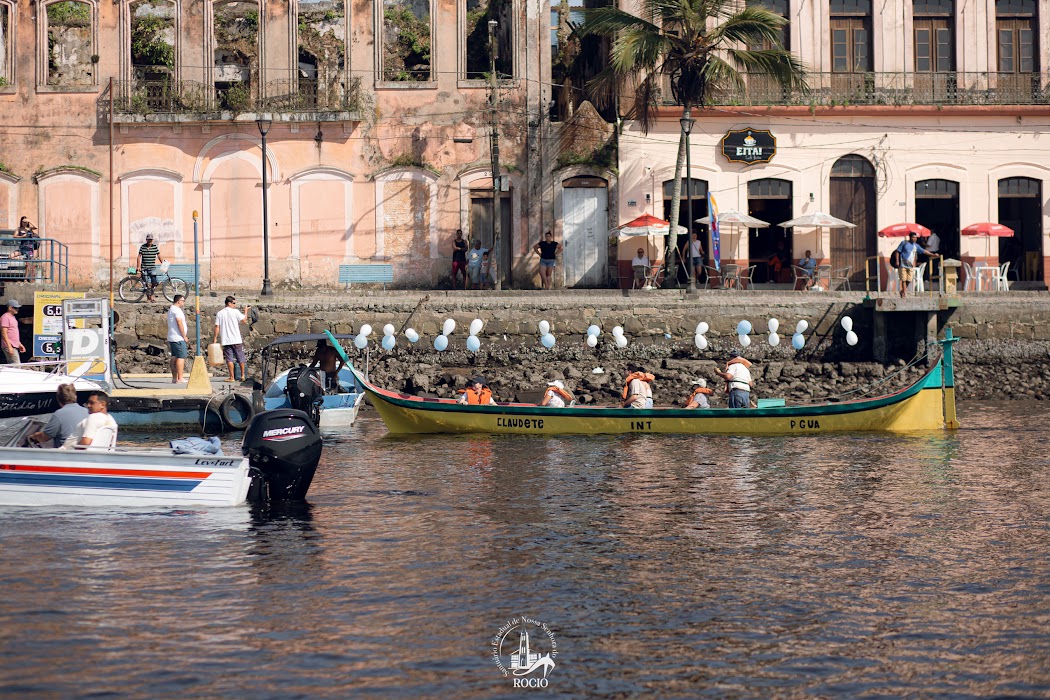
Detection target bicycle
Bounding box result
[118,266,189,303]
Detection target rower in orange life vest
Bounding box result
[684,378,713,409]
[457,376,497,405]
[622,367,655,409]
[540,379,574,408]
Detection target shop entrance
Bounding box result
[998,177,1043,283]
[662,178,708,284]
[915,179,960,259]
[830,155,876,285]
[747,179,792,283]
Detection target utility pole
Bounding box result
[488,19,502,290]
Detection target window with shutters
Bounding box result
[913,0,953,73]
[830,0,871,73]
[996,0,1037,74]
[746,0,789,51]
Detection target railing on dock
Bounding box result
[0,234,71,287]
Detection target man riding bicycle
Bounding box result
[135,233,165,303]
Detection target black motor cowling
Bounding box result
[242,409,323,502]
[285,365,325,427]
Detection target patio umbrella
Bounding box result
[778,211,855,259]
[610,214,673,266]
[962,221,1014,262]
[695,210,770,258]
[878,222,931,237]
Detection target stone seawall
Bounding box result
[113,290,1050,402]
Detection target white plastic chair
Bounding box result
[996,261,1011,291]
[913,262,927,293]
[883,258,898,294]
[961,262,976,291]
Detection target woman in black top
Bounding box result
[451,229,468,289]
[533,231,562,290]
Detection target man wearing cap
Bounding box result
[458,376,496,405]
[540,379,574,408]
[135,233,165,303]
[2,299,25,365]
[716,356,753,409]
[684,378,713,409]
[214,295,251,383]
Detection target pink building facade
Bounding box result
[616,0,1050,290]
[0,0,616,289]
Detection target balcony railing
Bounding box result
[0,235,71,287]
[107,73,362,122]
[659,72,1050,107]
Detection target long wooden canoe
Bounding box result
[332,330,960,436]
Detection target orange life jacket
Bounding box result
[460,386,493,404]
[545,386,574,402]
[686,386,713,406]
[621,372,655,400]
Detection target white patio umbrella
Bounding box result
[696,210,771,258]
[778,211,855,258]
[609,214,686,263]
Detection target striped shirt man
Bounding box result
[137,241,160,271]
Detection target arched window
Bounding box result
[830,154,875,177]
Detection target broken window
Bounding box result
[464,0,513,80]
[382,0,431,81]
[130,0,176,83]
[213,1,259,110]
[298,0,347,105]
[0,3,11,87]
[46,1,95,87]
[550,0,611,121]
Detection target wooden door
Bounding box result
[997,18,1037,102]
[915,18,955,101]
[830,176,875,284]
[562,186,608,288]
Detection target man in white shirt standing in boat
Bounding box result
[62,393,118,449]
[214,295,251,383]
[716,356,753,408]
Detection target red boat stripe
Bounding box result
[0,464,213,479]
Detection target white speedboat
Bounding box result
[0,363,107,419]
[0,408,323,507]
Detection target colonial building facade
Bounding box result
[616,0,1050,289]
[0,0,616,289]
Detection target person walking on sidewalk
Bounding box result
[167,294,189,383]
[213,296,251,383]
[533,231,562,290]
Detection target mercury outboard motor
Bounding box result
[284,365,324,427]
[242,409,323,502]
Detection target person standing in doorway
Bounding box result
[213,296,251,383]
[466,239,487,290]
[533,231,562,290]
[167,294,189,383]
[451,229,468,290]
[1,299,24,365]
[135,233,164,303]
[689,232,705,286]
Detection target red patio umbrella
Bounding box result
[878,222,931,237]
[962,222,1015,265]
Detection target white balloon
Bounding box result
[738,334,752,348]
[736,320,753,336]
[792,332,805,350]
[541,333,556,349]
[767,318,780,333]
[612,325,624,337]
[434,334,449,351]
[381,335,396,350]
[538,320,551,336]
[841,316,853,332]
[846,330,859,346]
[585,334,598,348]
[796,320,809,334]
[768,332,780,346]
[360,324,373,337]
[466,335,481,352]
[696,322,709,336]
[587,324,601,337]
[354,334,367,349]
[442,319,456,336]
[695,334,708,351]
[615,335,628,348]
[405,328,419,343]
[383,323,395,337]
[469,319,484,336]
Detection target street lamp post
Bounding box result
[488,19,502,290]
[680,114,696,292]
[257,116,273,296]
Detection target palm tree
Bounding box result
[579,0,807,288]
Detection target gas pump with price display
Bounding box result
[62,297,113,391]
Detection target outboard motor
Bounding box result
[242,409,323,502]
[284,365,324,427]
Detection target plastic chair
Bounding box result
[830,266,851,291]
[739,265,757,290]
[703,265,723,289]
[721,263,741,289]
[913,262,927,293]
[883,258,898,294]
[996,261,1011,291]
[791,265,812,290]
[813,264,832,291]
[643,264,665,289]
[961,261,976,291]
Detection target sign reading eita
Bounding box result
[720,128,776,165]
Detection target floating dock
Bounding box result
[109,363,255,432]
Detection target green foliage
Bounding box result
[243,9,259,34]
[0,162,10,173]
[219,82,252,112]
[130,15,175,69]
[47,1,91,27]
[556,141,617,172]
[0,77,8,88]
[383,5,431,81]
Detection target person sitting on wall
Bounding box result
[540,379,575,408]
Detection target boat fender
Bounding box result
[220,393,255,430]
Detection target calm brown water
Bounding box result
[1,401,1048,698]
